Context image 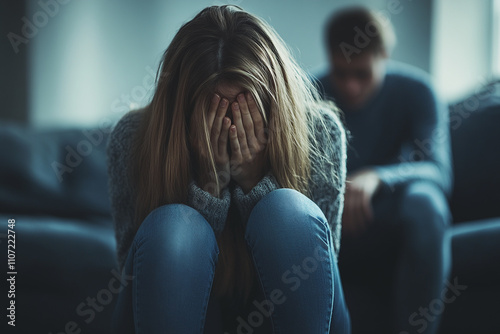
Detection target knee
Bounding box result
[135,204,218,258]
[398,182,451,243]
[246,188,329,242]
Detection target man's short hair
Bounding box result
[325,7,396,58]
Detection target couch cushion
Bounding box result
[0,124,112,219]
[2,214,118,333]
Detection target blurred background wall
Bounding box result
[1,0,498,128]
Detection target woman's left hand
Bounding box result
[229,92,269,193]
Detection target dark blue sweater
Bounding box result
[318,61,453,197]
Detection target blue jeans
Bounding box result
[339,181,451,334]
[111,188,351,333]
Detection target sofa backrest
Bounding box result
[0,124,112,220]
[449,81,500,222]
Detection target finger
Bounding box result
[353,189,364,224]
[231,102,250,156]
[218,117,231,157]
[356,184,372,225]
[207,94,221,129]
[359,190,370,229]
[362,191,374,223]
[211,98,229,144]
[246,92,267,145]
[351,190,365,234]
[237,93,256,145]
[229,125,242,161]
[341,201,353,234]
[349,201,361,235]
[344,189,357,234]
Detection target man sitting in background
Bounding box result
[317,7,453,334]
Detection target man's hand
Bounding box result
[228,92,269,193]
[342,169,381,235]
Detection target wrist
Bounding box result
[235,165,270,194]
[239,180,258,194]
[238,173,267,194]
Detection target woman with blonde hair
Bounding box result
[108,5,350,333]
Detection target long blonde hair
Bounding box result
[130,5,340,303]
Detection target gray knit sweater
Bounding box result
[107,108,347,272]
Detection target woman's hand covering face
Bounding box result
[228,92,269,193]
[202,94,232,196]
[197,91,269,196]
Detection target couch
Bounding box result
[0,126,117,333]
[1,82,499,333]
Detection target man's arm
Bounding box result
[374,81,453,197]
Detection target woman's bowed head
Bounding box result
[131,4,339,228]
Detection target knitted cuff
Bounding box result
[187,181,230,233]
[232,173,280,224]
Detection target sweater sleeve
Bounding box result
[106,110,143,271]
[308,109,347,259]
[231,173,280,225]
[187,181,230,233]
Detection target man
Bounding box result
[317,7,453,334]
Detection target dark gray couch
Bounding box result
[1,82,499,333]
[0,126,117,333]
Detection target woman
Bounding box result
[108,5,350,333]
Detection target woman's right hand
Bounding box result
[201,94,232,197]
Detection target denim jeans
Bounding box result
[339,181,451,334]
[111,188,351,333]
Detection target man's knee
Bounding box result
[397,181,451,248]
[400,182,450,222]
